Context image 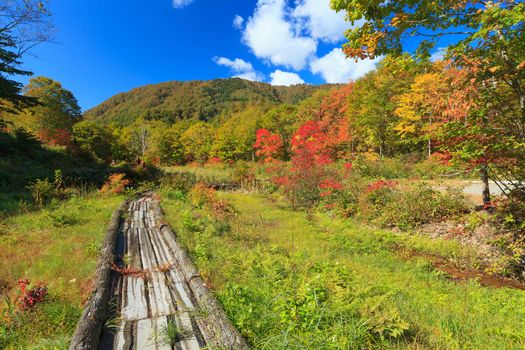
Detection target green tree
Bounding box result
[22,76,81,132]
[347,57,421,157]
[121,118,167,162]
[212,107,263,161]
[158,121,190,165]
[331,0,524,61]
[72,120,125,163]
[180,121,214,164]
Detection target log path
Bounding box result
[97,194,238,350]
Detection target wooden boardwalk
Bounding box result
[100,195,208,350]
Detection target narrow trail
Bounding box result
[94,194,238,350]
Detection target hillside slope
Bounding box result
[83,78,334,126]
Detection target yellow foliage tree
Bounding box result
[394,71,448,158]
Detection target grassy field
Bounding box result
[0,193,124,349]
[161,191,525,349]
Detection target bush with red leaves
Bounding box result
[17,279,48,311]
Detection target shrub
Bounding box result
[356,180,398,222]
[17,279,48,311]
[117,162,162,184]
[232,160,257,190]
[491,188,525,278]
[161,171,197,194]
[27,170,66,207]
[100,173,131,194]
[494,188,525,234]
[411,156,453,179]
[27,179,58,207]
[46,209,79,227]
[189,183,235,220]
[85,241,102,257]
[374,184,470,230]
[189,183,212,208]
[353,157,411,179]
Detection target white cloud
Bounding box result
[242,0,317,70]
[270,70,305,86]
[430,47,447,62]
[233,15,244,29]
[310,48,380,83]
[292,0,349,43]
[235,71,265,82]
[172,0,194,8]
[214,57,254,72]
[214,56,264,82]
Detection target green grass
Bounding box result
[0,193,124,348]
[161,191,525,349]
[163,164,234,183]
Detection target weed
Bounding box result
[85,241,102,257]
[160,318,193,346]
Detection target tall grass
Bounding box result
[161,191,525,349]
[0,193,124,347]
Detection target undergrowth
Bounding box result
[161,190,525,349]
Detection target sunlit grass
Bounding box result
[163,164,234,183]
[161,191,525,349]
[0,193,124,348]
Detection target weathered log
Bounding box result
[69,201,127,350]
[158,221,249,350]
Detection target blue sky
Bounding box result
[18,0,442,111]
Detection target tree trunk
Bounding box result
[480,164,491,205]
[428,139,432,159]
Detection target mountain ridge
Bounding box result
[83,78,337,126]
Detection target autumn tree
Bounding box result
[72,120,116,163]
[158,121,189,165]
[315,84,353,157]
[212,107,263,161]
[16,76,81,145]
[332,0,525,200]
[120,118,167,163]
[180,121,214,164]
[394,69,449,158]
[253,128,283,162]
[347,57,421,157]
[259,104,300,158]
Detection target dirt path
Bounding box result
[95,194,246,350]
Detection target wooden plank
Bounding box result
[167,270,195,309]
[74,194,246,349]
[112,320,132,350]
[135,318,157,350]
[136,316,172,350]
[138,228,175,318]
[175,312,201,350]
[148,228,174,266]
[121,276,148,321]
[148,272,175,318]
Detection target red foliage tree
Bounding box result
[269,121,346,208]
[38,128,72,147]
[253,129,283,162]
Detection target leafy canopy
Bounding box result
[331,0,525,60]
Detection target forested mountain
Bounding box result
[84,78,334,126]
